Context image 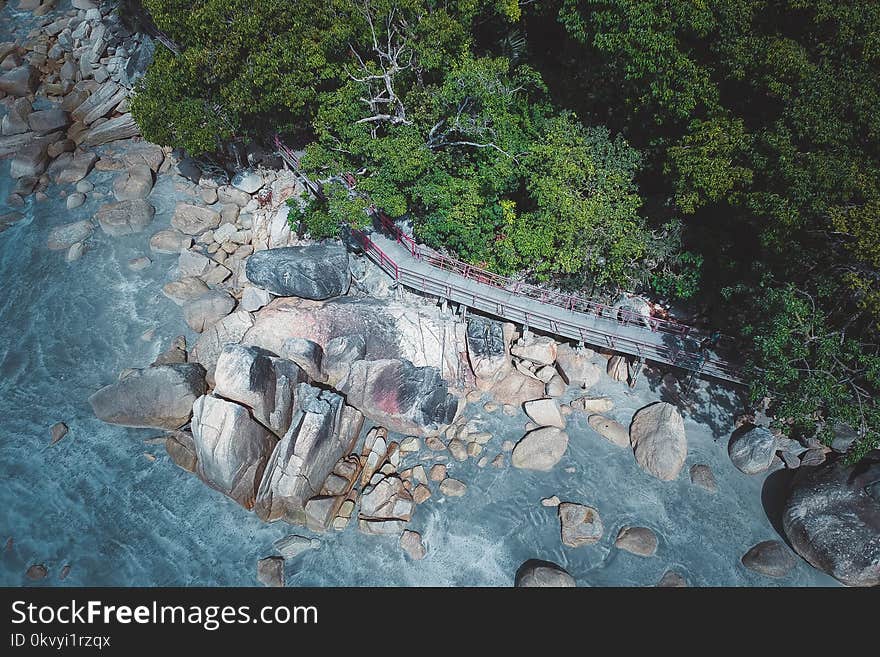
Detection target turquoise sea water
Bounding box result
[0,2,837,588]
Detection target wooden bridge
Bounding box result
[273,135,744,385]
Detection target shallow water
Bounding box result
[0,3,838,588]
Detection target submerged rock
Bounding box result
[514,559,576,587]
[400,530,427,560]
[782,455,880,587]
[257,556,284,587]
[191,394,276,509]
[729,426,777,475]
[245,245,350,300]
[630,402,687,481]
[95,199,155,236]
[741,540,798,578]
[50,421,68,445]
[47,220,93,250]
[274,535,320,560]
[615,526,658,557]
[587,414,629,448]
[558,502,603,548]
[690,463,717,493]
[89,363,206,430]
[656,570,688,587]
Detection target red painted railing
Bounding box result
[370,209,693,338]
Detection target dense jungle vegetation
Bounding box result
[129,1,880,459]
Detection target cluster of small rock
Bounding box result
[1,0,149,214]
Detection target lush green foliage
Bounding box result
[740,285,879,461]
[131,0,880,457]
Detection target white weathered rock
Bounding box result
[241,286,272,312]
[191,394,276,509]
[439,477,467,497]
[511,336,557,366]
[545,374,567,398]
[523,399,566,429]
[256,385,363,525]
[190,310,254,386]
[177,250,212,278]
[232,169,263,194]
[161,276,211,306]
[555,344,600,387]
[630,402,687,481]
[511,427,568,471]
[112,163,153,201]
[607,355,628,382]
[78,113,139,146]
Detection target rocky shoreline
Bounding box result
[3,1,877,588]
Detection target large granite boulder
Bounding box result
[255,384,364,524]
[245,244,350,300]
[182,291,235,333]
[89,363,206,430]
[95,199,155,236]
[191,395,276,509]
[514,559,576,587]
[511,427,569,471]
[112,163,154,201]
[171,202,221,235]
[334,359,459,436]
[729,426,777,475]
[190,310,254,386]
[243,297,464,382]
[213,344,307,436]
[629,402,687,481]
[555,344,600,388]
[782,454,880,587]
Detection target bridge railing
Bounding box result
[372,210,693,338]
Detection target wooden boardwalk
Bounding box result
[349,216,744,385]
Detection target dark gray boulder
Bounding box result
[89,363,206,429]
[335,358,459,436]
[515,559,576,587]
[782,454,880,587]
[729,426,777,475]
[741,540,798,578]
[245,245,350,300]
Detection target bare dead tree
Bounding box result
[348,1,414,137]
